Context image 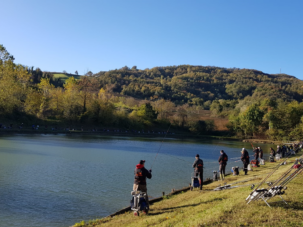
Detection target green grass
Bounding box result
[53,73,81,82]
[74,153,303,227]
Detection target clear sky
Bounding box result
[1,0,302,78]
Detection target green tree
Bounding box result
[0,44,15,63]
[136,103,157,126]
[240,104,264,136]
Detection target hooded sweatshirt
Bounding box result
[218,152,228,165]
[134,164,152,185]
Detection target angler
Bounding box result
[241,148,250,175]
[276,145,282,156]
[192,154,203,190]
[218,150,228,180]
[258,147,263,160]
[253,147,260,161]
[269,147,276,162]
[133,160,152,214]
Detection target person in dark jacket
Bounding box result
[270,147,276,156]
[218,150,228,180]
[258,147,263,160]
[281,145,286,158]
[133,160,152,207]
[253,147,259,161]
[241,148,250,175]
[276,145,282,155]
[269,147,276,162]
[192,154,204,190]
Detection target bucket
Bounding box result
[213,171,218,181]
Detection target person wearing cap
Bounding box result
[218,150,228,180]
[241,148,250,175]
[192,154,204,190]
[133,160,152,207]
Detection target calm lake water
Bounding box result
[0,134,273,227]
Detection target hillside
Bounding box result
[74,154,303,227]
[52,73,81,83]
[93,66,303,108]
[33,65,303,109]
[3,43,303,139]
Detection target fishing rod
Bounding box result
[230,155,254,160]
[247,153,299,203]
[253,151,294,190]
[268,157,303,188]
[150,124,172,169]
[279,166,303,187]
[247,158,303,206]
[158,151,192,165]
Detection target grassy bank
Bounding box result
[74,153,303,227]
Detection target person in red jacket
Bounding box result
[133,160,152,207]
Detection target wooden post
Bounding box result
[162,192,165,196]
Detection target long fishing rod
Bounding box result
[248,157,303,204]
[248,152,298,203]
[158,151,192,165]
[268,156,303,188]
[150,124,172,169]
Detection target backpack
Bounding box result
[130,192,148,211]
[224,153,228,162]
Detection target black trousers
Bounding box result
[219,164,226,176]
[195,171,203,190]
[243,162,248,175]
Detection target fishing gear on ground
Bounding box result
[130,191,149,216]
[213,183,254,191]
[251,152,294,192]
[246,157,303,207]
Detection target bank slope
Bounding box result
[74,155,303,227]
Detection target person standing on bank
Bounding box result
[276,145,282,156]
[133,160,152,207]
[192,154,204,190]
[258,147,263,160]
[241,148,250,175]
[218,150,228,180]
[253,147,260,161]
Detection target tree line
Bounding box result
[2,43,303,139]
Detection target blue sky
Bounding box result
[1,0,303,78]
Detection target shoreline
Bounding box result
[1,130,295,145]
[242,139,300,145]
[103,178,214,219]
[0,129,237,141]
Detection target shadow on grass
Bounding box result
[269,201,303,210]
[148,197,225,216]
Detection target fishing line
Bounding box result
[157,151,193,165]
[150,124,172,169]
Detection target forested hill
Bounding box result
[3,42,303,140]
[91,65,303,107]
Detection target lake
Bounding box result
[0,134,273,227]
